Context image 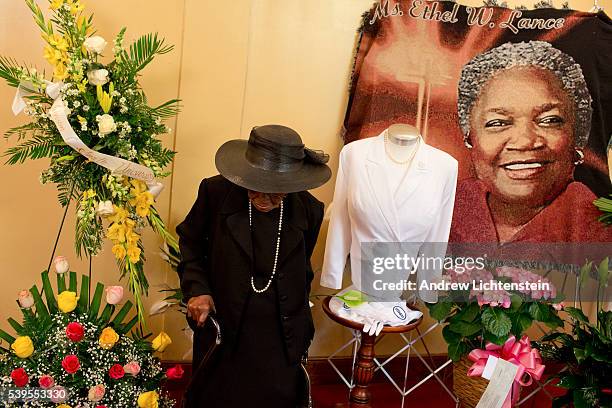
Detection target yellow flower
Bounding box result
[126,229,140,245]
[106,205,128,224]
[43,45,63,66]
[137,390,159,408]
[77,78,88,93]
[46,34,69,52]
[57,405,72,408]
[57,291,78,313]
[99,327,120,350]
[107,223,127,243]
[130,179,147,195]
[50,0,64,10]
[111,244,126,260]
[126,245,141,263]
[11,336,34,358]
[151,332,172,352]
[53,63,69,81]
[68,0,84,14]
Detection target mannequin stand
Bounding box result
[322,297,424,407]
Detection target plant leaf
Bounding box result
[482,307,512,337]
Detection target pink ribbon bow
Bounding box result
[467,335,545,407]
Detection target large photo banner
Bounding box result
[345,0,612,245]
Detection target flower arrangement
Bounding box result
[427,265,564,361]
[536,259,611,408]
[0,0,180,324]
[0,265,180,407]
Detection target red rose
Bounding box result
[65,322,85,342]
[166,364,184,380]
[61,354,80,374]
[10,367,29,387]
[109,364,124,380]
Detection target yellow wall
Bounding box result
[1,0,609,361]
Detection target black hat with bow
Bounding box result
[215,124,332,193]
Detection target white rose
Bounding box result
[18,290,34,309]
[97,114,116,136]
[96,200,114,216]
[84,36,107,54]
[53,256,70,274]
[87,69,109,86]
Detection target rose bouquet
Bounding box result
[0,264,178,407]
[0,0,179,324]
[427,265,564,361]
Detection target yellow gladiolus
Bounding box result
[107,223,127,243]
[53,63,69,81]
[137,390,159,408]
[43,45,63,66]
[68,0,84,15]
[126,229,140,245]
[126,245,141,263]
[130,179,147,195]
[107,205,127,224]
[50,0,64,10]
[57,291,78,313]
[46,34,69,52]
[151,332,172,352]
[111,244,126,260]
[11,336,34,358]
[99,327,120,350]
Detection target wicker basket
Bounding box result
[453,357,489,408]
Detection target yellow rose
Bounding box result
[99,327,120,350]
[151,331,172,352]
[126,245,141,263]
[57,405,72,408]
[57,291,78,313]
[111,244,126,260]
[11,336,34,358]
[137,390,159,408]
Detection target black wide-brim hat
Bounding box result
[215,124,332,193]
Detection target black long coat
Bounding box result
[176,175,324,365]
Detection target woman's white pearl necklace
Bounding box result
[248,199,283,293]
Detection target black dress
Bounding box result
[196,205,300,407]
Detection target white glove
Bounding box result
[337,301,422,336]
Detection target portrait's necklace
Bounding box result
[384,130,421,165]
[248,199,283,293]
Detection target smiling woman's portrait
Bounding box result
[450,41,612,243]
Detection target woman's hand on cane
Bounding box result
[187,295,215,327]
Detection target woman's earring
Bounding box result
[464,131,473,149]
[574,149,585,166]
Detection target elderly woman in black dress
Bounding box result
[176,125,330,407]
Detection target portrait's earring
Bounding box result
[574,148,585,166]
[464,131,473,149]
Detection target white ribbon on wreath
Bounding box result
[12,81,164,198]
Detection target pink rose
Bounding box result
[105,286,124,305]
[38,375,54,389]
[88,384,106,402]
[50,386,67,403]
[166,364,184,380]
[17,290,34,309]
[66,322,85,342]
[123,361,141,376]
[109,364,124,380]
[62,354,80,374]
[53,256,70,274]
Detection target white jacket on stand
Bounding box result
[320,131,458,303]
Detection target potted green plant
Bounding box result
[427,265,564,407]
[536,259,611,408]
